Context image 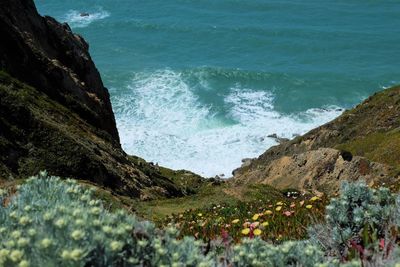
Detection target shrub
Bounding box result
[309,181,398,266]
[0,172,213,267]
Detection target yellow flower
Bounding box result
[61,250,70,260]
[197,213,203,217]
[264,210,273,215]
[310,196,319,201]
[241,228,250,235]
[110,241,124,251]
[276,201,284,206]
[71,230,85,240]
[70,249,83,261]
[262,221,269,227]
[39,238,52,249]
[9,250,23,262]
[19,216,30,225]
[102,226,113,234]
[17,238,29,247]
[252,214,259,221]
[232,219,240,224]
[253,229,262,236]
[275,206,282,211]
[54,219,67,228]
[306,205,313,209]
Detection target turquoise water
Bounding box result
[35,0,400,177]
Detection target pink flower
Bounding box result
[290,203,296,208]
[283,211,292,217]
[299,200,305,207]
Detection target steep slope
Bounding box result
[0,0,200,199]
[233,85,400,194]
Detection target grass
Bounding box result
[336,130,400,169]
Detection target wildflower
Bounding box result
[17,238,29,247]
[75,219,84,226]
[70,249,83,261]
[39,238,52,249]
[290,203,296,208]
[90,207,101,215]
[276,206,282,211]
[252,214,259,221]
[71,230,85,240]
[110,241,124,251]
[251,222,260,228]
[138,240,148,247]
[19,216,30,225]
[306,205,313,209]
[9,211,18,219]
[27,229,36,237]
[310,196,319,201]
[232,219,240,224]
[276,201,284,206]
[43,212,53,221]
[264,210,273,215]
[9,250,23,262]
[11,230,22,239]
[283,211,292,217]
[261,221,269,227]
[253,229,262,236]
[102,225,113,234]
[54,218,67,228]
[0,249,10,259]
[197,213,203,217]
[299,200,305,207]
[241,228,250,235]
[23,206,32,212]
[92,219,101,226]
[19,260,29,267]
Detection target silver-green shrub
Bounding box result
[231,238,324,267]
[0,172,213,267]
[309,181,398,266]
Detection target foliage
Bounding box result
[159,193,326,242]
[4,173,400,266]
[0,172,213,267]
[309,181,399,266]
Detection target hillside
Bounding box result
[233,85,400,195]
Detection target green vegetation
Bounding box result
[3,174,400,266]
[337,130,400,171]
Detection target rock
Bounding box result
[267,134,289,144]
[234,83,400,195]
[80,12,90,17]
[0,0,185,199]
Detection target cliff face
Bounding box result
[0,0,189,199]
[233,85,400,195]
[0,0,118,142]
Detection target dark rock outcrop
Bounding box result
[0,0,191,199]
[0,0,118,142]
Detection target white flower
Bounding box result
[39,238,52,249]
[110,241,123,251]
[19,260,29,267]
[54,218,67,228]
[17,238,29,247]
[9,250,23,262]
[71,230,85,240]
[19,216,31,225]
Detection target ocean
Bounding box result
[34,0,400,177]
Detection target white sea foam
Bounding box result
[64,8,110,28]
[113,70,343,177]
